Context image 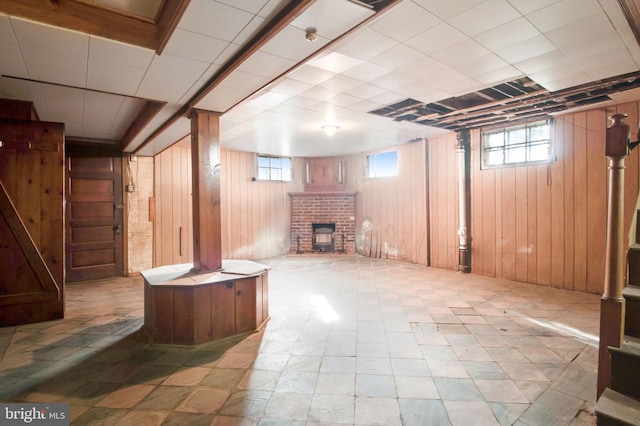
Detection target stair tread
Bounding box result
[610,337,640,356]
[595,388,640,424]
[623,285,640,300]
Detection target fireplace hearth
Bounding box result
[289,191,356,255]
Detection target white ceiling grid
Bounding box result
[0,0,638,157]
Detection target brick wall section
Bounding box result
[290,193,356,254]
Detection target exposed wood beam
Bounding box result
[617,0,640,48]
[133,0,404,154]
[121,100,166,151]
[0,0,190,53]
[133,0,317,154]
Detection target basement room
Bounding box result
[2,0,640,425]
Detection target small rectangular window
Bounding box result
[257,155,292,181]
[482,120,552,169]
[367,151,398,178]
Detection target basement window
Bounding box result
[367,150,398,178]
[482,120,552,169]
[257,155,292,181]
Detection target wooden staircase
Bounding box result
[595,244,640,425]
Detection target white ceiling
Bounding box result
[1,0,640,157]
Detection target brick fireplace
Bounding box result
[289,192,356,254]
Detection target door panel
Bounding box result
[66,146,123,282]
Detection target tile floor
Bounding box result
[0,255,601,425]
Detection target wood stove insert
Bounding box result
[312,223,335,252]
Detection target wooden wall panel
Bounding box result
[348,141,428,264]
[425,104,640,295]
[154,145,303,266]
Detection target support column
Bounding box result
[597,113,629,397]
[190,109,222,272]
[457,129,471,273]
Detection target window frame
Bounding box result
[366,150,398,178]
[256,154,293,182]
[481,119,554,169]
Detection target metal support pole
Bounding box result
[457,129,471,273]
[597,113,629,397]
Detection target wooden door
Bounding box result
[66,145,124,282]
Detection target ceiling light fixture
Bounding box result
[305,28,317,42]
[322,124,340,136]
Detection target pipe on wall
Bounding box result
[457,129,471,273]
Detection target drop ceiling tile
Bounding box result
[536,71,591,91]
[178,0,253,42]
[257,0,286,18]
[544,14,617,48]
[217,0,271,14]
[420,67,468,87]
[370,1,440,42]
[513,49,569,74]
[439,77,485,97]
[232,15,267,45]
[89,37,154,70]
[0,43,28,77]
[238,51,297,78]
[327,93,362,107]
[560,33,627,61]
[163,28,229,63]
[261,25,330,61]
[287,64,336,85]
[334,27,398,61]
[300,86,340,102]
[448,0,521,37]
[136,71,197,103]
[20,45,87,79]
[526,0,602,33]
[474,65,523,85]
[394,80,435,98]
[307,51,364,73]
[455,53,509,78]
[350,99,383,112]
[342,62,391,82]
[283,95,320,109]
[405,22,468,56]
[320,74,364,93]
[87,58,146,95]
[244,91,294,110]
[0,78,46,108]
[220,70,270,91]
[272,78,314,95]
[506,0,561,15]
[41,85,84,117]
[198,63,223,83]
[29,66,87,88]
[147,53,210,80]
[474,17,540,52]
[369,44,423,70]
[495,34,556,63]
[370,72,416,91]
[431,38,491,67]
[398,57,450,80]
[529,64,588,88]
[10,17,89,55]
[194,85,252,112]
[345,83,386,100]
[419,88,458,103]
[369,89,409,106]
[412,0,488,21]
[113,98,146,136]
[584,57,639,81]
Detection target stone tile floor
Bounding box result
[0,255,601,425]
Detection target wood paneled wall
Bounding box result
[153,144,303,266]
[428,104,640,295]
[346,142,429,264]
